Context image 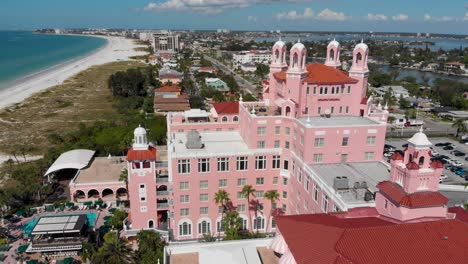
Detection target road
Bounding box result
[203,55,257,95]
[386,117,456,137]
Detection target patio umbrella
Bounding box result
[279,250,297,264]
[270,234,288,254]
[108,208,116,213]
[66,202,74,207]
[62,257,74,264]
[99,225,110,232]
[17,244,28,253]
[83,201,93,206]
[103,216,112,221]
[94,200,104,206]
[26,260,39,264]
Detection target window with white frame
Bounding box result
[237,192,246,199]
[313,184,319,202]
[222,116,228,122]
[217,157,229,172]
[178,159,190,174]
[275,126,280,135]
[256,177,264,185]
[283,160,289,170]
[282,191,287,198]
[256,191,264,198]
[313,153,323,163]
[253,216,265,230]
[272,155,280,169]
[257,141,266,149]
[200,193,208,202]
[198,220,211,234]
[140,206,147,212]
[271,218,277,229]
[200,207,208,215]
[180,195,190,203]
[285,141,290,149]
[283,177,288,185]
[257,127,266,135]
[314,138,324,147]
[297,169,302,182]
[233,116,239,122]
[365,152,375,160]
[199,180,208,189]
[179,181,189,190]
[237,178,246,186]
[255,156,267,170]
[282,204,287,213]
[219,179,228,187]
[198,158,210,173]
[346,106,349,113]
[217,220,225,232]
[236,157,248,171]
[367,136,376,145]
[179,222,191,235]
[305,178,310,192]
[274,140,280,148]
[285,127,290,135]
[304,200,309,209]
[273,177,278,184]
[180,208,189,216]
[237,204,246,212]
[322,194,329,212]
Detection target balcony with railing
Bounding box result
[156,177,169,183]
[157,202,170,209]
[157,191,170,196]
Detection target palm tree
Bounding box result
[452,118,467,138]
[82,242,98,264]
[264,190,280,233]
[93,232,136,264]
[214,189,230,240]
[241,185,256,233]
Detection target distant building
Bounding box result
[159,68,183,84]
[152,30,180,53]
[205,78,229,92]
[154,85,190,113]
[197,67,217,74]
[374,85,409,99]
[444,62,465,72]
[240,63,257,72]
[233,50,271,68]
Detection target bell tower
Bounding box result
[270,39,288,73]
[375,128,448,222]
[349,41,369,100]
[286,40,307,110]
[324,39,341,68]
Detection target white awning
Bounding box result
[44,149,95,176]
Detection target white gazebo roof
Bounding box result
[44,149,95,176]
[407,128,432,147]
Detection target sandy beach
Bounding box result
[0,35,147,110]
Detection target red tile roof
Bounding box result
[273,63,358,84]
[276,212,468,264]
[126,145,157,161]
[155,85,182,93]
[377,181,448,208]
[212,101,239,115]
[390,152,404,161]
[431,160,444,169]
[448,207,468,223]
[406,161,420,170]
[360,97,369,105]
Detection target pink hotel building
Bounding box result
[124,39,394,240]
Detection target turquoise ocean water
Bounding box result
[0,31,107,90]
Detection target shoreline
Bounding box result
[0,35,147,110]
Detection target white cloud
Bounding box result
[424,13,467,22]
[392,14,408,21]
[248,16,258,22]
[367,13,387,21]
[464,12,468,21]
[424,13,432,21]
[276,7,347,21]
[144,0,316,15]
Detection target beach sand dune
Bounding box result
[0,36,147,110]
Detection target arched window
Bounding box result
[253,216,265,230]
[324,87,328,94]
[217,220,225,232]
[356,52,362,63]
[302,53,306,68]
[198,220,211,234]
[179,222,192,236]
[274,50,279,63]
[331,87,335,94]
[233,116,239,122]
[418,156,425,166]
[148,220,154,228]
[409,154,413,162]
[292,53,298,68]
[330,49,335,61]
[222,116,228,122]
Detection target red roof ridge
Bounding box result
[213,101,239,115]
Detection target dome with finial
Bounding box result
[407,127,432,147]
[273,38,286,48]
[291,39,306,52]
[354,40,368,51]
[134,125,147,136]
[328,38,340,48]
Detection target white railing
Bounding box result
[157,203,169,209]
[280,169,290,178]
[439,184,468,192]
[157,191,170,196]
[156,178,169,183]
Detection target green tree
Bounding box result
[109,209,128,230]
[214,189,230,239]
[93,232,136,264]
[222,210,243,240]
[137,230,166,264]
[264,190,280,233]
[241,185,256,233]
[399,96,411,109]
[452,118,468,138]
[82,242,98,264]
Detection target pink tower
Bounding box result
[349,41,369,100]
[127,126,159,230]
[270,39,288,74]
[285,40,307,117]
[324,39,341,68]
[375,128,448,222]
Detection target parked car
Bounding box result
[439,174,448,183]
[452,160,463,166]
[384,144,396,152]
[455,168,467,176]
[453,151,466,157]
[435,143,448,147]
[447,143,456,148]
[383,152,394,158]
[431,150,440,156]
[465,156,468,161]
[402,143,408,148]
[443,146,454,151]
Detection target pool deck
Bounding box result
[2,209,108,264]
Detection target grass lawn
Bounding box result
[0,61,145,154]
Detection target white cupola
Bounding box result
[133,125,149,150]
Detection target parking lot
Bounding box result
[385,137,468,185]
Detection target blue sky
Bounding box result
[1,0,467,34]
